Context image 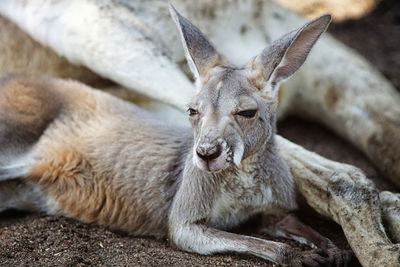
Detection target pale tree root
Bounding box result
[283,27,400,189]
[277,135,400,267]
[287,48,400,189]
[380,191,400,243]
[365,108,400,189]
[0,15,109,87]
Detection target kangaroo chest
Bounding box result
[208,169,277,230]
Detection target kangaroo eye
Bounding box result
[187,108,199,116]
[236,109,257,118]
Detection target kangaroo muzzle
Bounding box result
[194,140,228,172]
[196,143,222,162]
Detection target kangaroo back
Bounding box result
[0,74,189,237]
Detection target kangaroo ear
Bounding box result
[247,14,331,94]
[169,4,227,86]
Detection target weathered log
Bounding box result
[277,136,400,266]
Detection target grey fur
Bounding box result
[0,7,349,266]
[166,6,344,266]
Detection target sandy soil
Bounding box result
[0,0,399,266]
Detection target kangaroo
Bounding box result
[0,5,351,266]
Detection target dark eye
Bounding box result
[236,109,257,118]
[187,108,199,116]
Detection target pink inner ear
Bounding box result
[274,17,330,83]
[247,15,330,93]
[271,16,330,83]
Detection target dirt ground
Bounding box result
[0,0,399,266]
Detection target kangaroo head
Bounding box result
[170,5,331,172]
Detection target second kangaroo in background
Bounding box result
[0,5,351,266]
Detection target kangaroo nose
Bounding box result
[196,144,222,162]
